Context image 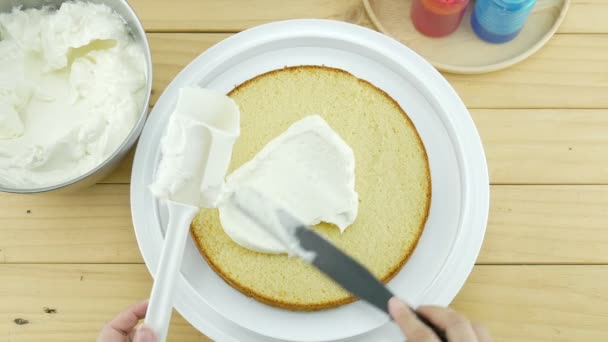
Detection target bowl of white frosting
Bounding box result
[0,0,152,193]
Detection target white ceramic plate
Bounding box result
[131,20,489,342]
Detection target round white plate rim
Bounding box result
[131,19,489,342]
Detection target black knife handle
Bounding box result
[413,310,448,342]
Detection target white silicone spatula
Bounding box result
[146,87,240,342]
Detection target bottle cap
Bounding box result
[421,0,470,15]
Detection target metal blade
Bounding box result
[289,220,447,340]
[292,225,394,313]
[233,190,446,340]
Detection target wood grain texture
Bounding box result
[472,109,608,185]
[2,185,607,264]
[129,0,372,32]
[452,265,608,342]
[0,265,209,342]
[0,185,142,264]
[141,33,608,109]
[127,0,606,34]
[444,34,608,108]
[1,264,606,341]
[101,108,608,185]
[479,185,608,264]
[560,0,608,33]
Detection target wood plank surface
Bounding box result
[142,33,608,109]
[0,264,209,342]
[444,34,608,109]
[478,185,608,264]
[560,0,608,33]
[473,109,608,185]
[129,0,371,32]
[102,108,608,185]
[451,265,608,341]
[0,185,142,264]
[128,0,608,34]
[2,185,607,265]
[1,264,606,341]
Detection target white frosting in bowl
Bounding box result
[0,2,146,189]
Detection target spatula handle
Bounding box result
[145,201,199,342]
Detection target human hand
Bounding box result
[388,297,491,342]
[97,300,156,342]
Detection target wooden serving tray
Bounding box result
[363,0,570,73]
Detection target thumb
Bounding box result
[133,325,157,342]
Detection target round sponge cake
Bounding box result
[190,66,431,311]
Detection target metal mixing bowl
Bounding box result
[0,0,152,194]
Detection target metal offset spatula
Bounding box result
[232,188,447,341]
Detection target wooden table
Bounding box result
[1,1,607,341]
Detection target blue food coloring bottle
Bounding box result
[471,0,536,43]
